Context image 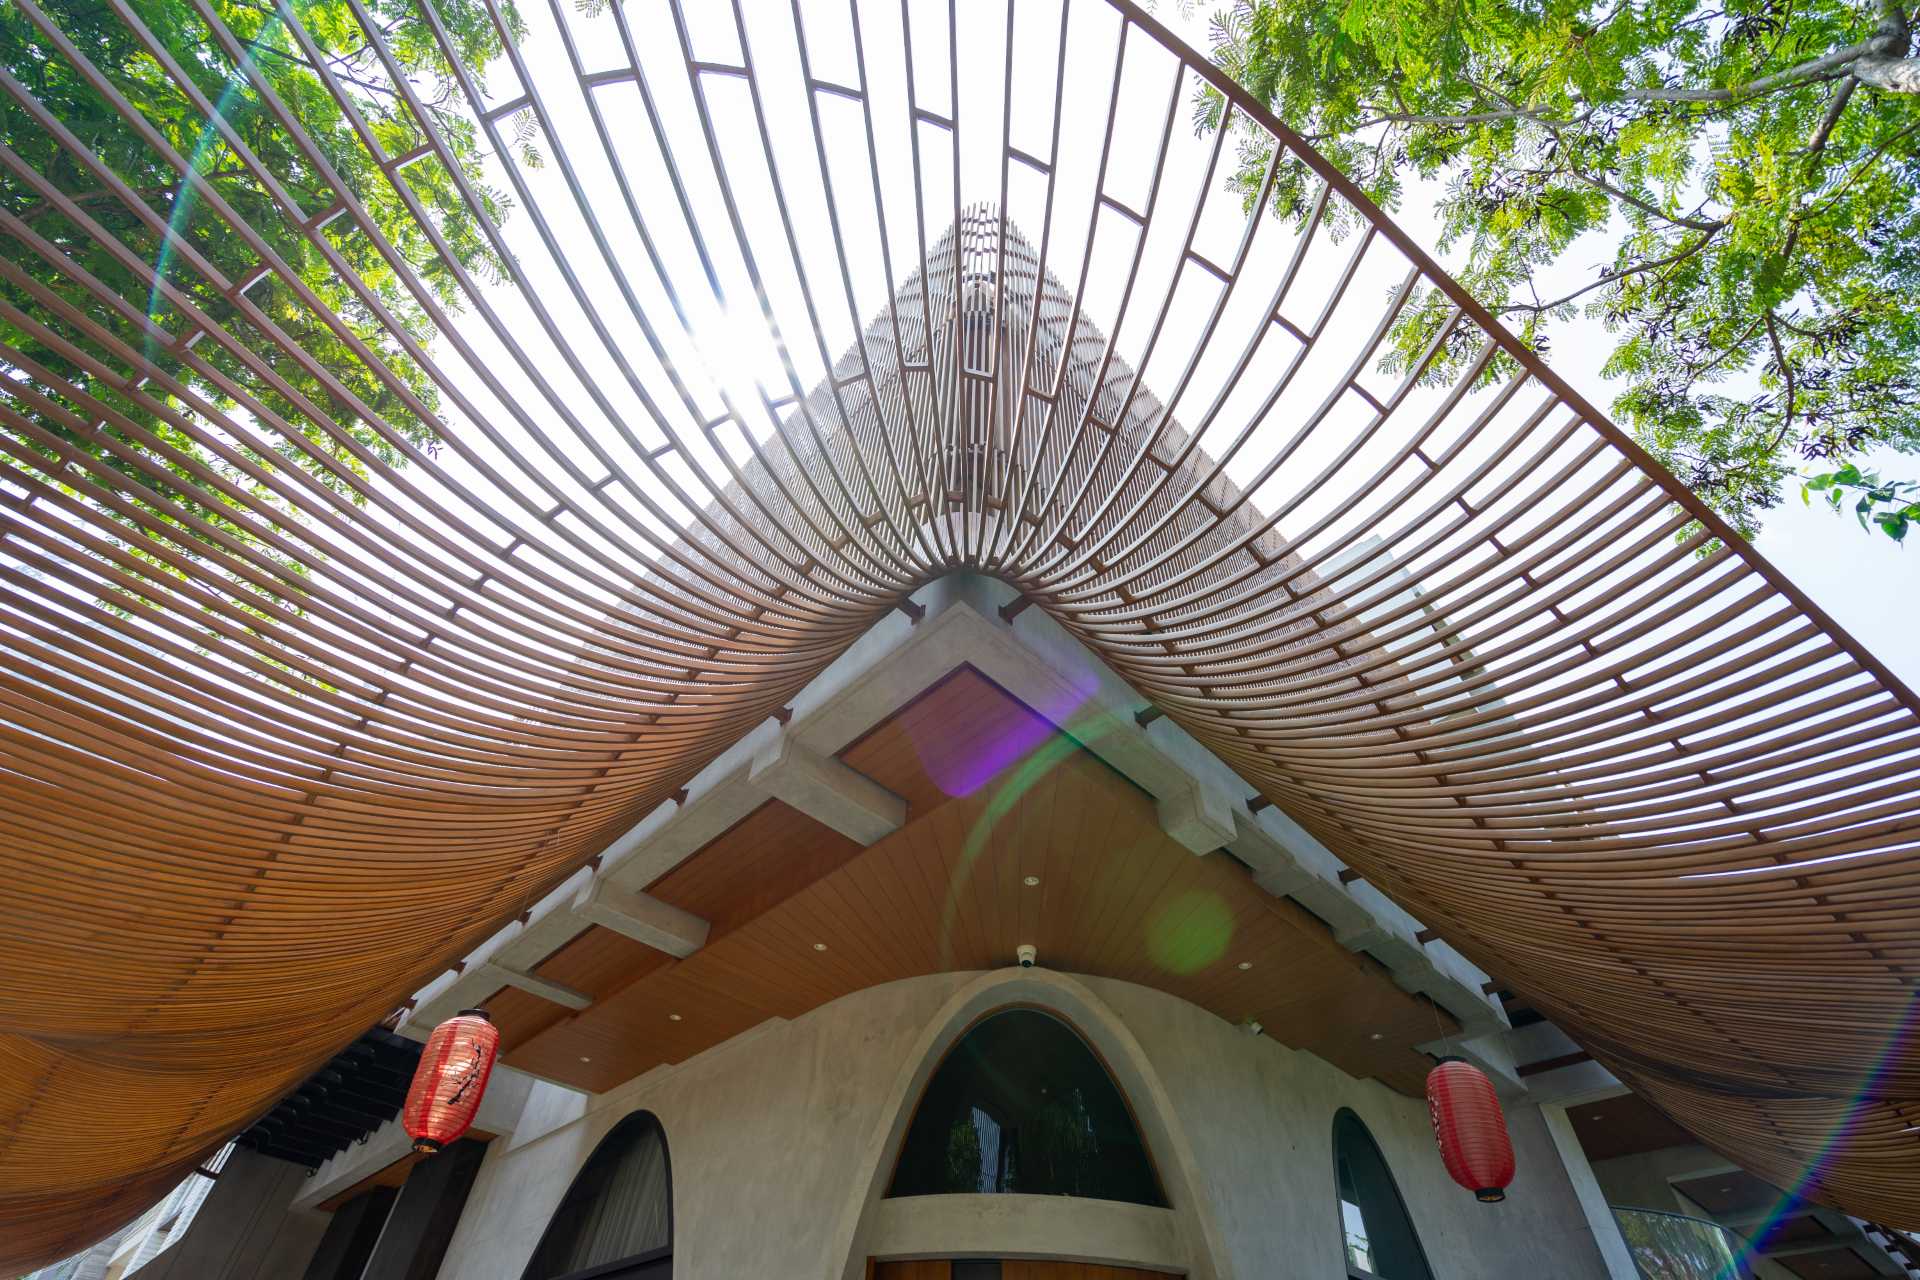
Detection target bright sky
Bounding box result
[405,0,1913,702]
[24,0,1901,721]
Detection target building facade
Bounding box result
[10,0,1920,1274]
[78,576,1918,1280]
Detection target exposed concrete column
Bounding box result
[1540,1100,1641,1280]
[129,1148,327,1280]
[359,1139,487,1280]
[299,1185,395,1280]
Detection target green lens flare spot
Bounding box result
[1146,890,1234,976]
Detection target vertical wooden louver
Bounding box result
[1,0,1918,1269]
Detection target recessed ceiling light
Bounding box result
[1592,1114,1604,1121]
[812,942,828,951]
[668,1013,682,1022]
[1237,961,1253,970]
[1023,875,1040,886]
[1369,1033,1384,1041]
[579,1056,591,1063]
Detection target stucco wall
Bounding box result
[129,1148,326,1280]
[433,969,1609,1279]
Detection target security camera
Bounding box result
[1016,943,1038,969]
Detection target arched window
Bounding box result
[1333,1110,1433,1280]
[887,1008,1166,1206]
[522,1111,671,1280]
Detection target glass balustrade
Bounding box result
[1612,1206,1755,1280]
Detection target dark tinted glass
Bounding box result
[523,1113,672,1280]
[1333,1110,1433,1280]
[887,1009,1165,1206]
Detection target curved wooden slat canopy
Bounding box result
[2,0,1917,1269]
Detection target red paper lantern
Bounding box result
[1427,1057,1515,1202]
[403,1009,499,1154]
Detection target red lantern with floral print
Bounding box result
[1426,1057,1515,1202]
[403,1009,499,1154]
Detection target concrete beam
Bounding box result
[572,880,710,958]
[1518,1059,1628,1107]
[748,733,906,845]
[1142,719,1242,855]
[401,868,598,1037]
[599,765,768,891]
[406,968,511,1036]
[1226,806,1507,1041]
[1416,1030,1522,1096]
[477,961,591,1012]
[1154,777,1239,855]
[1508,1020,1584,1069]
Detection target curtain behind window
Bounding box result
[523,1114,671,1280]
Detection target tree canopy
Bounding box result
[1197,0,1920,540]
[0,0,533,612]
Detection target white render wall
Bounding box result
[434,969,1610,1279]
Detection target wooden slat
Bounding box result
[2,0,1918,1266]
[646,801,864,942]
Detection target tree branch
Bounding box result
[1566,170,1726,231]
[12,173,252,224]
[1622,14,1910,105]
[1348,103,1576,130]
[1804,77,1860,158]
[1621,0,1917,101]
[1808,118,1920,214]
[1850,53,1920,90]
[1502,229,1720,316]
[1765,312,1797,448]
[1622,55,1852,102]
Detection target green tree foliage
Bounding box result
[1803,460,1920,539]
[1196,0,1920,537]
[0,0,535,612]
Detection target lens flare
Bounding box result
[147,23,278,362]
[914,664,1096,798]
[1146,889,1235,976]
[1721,987,1920,1273]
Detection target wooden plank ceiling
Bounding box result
[480,668,1452,1096]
